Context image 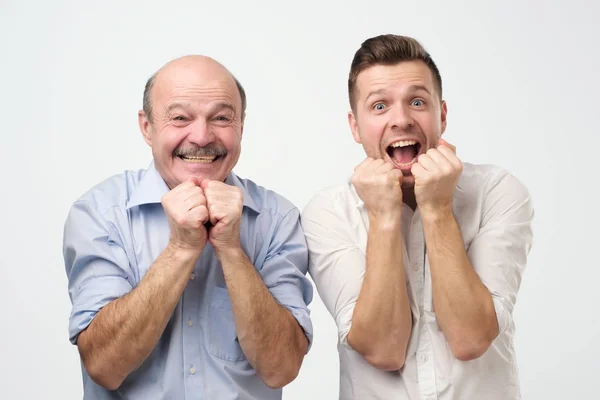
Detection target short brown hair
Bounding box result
[348,34,442,111]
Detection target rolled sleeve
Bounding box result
[301,192,364,348]
[467,170,534,335]
[63,201,133,344]
[260,208,314,351]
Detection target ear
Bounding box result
[239,112,245,137]
[138,110,153,146]
[348,111,361,144]
[440,100,448,136]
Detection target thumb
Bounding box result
[437,138,456,153]
[391,168,404,185]
[188,177,201,186]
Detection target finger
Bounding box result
[416,153,437,171]
[364,157,386,173]
[437,145,462,170]
[208,203,226,225]
[189,205,209,226]
[354,157,374,172]
[204,186,242,203]
[410,162,426,179]
[205,195,242,209]
[184,191,206,211]
[170,180,197,194]
[426,148,454,170]
[390,168,404,185]
[437,138,456,153]
[179,184,203,201]
[201,179,229,191]
[374,160,394,174]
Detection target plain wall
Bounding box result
[1,0,598,399]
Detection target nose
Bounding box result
[186,118,215,147]
[390,104,414,131]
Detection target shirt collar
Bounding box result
[225,171,261,213]
[126,161,260,213]
[125,161,170,209]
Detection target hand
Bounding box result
[162,177,209,253]
[410,138,463,216]
[352,158,404,222]
[200,179,244,252]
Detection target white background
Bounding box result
[1,0,598,399]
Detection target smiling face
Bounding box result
[349,60,447,188]
[138,56,244,189]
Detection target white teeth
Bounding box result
[390,140,417,148]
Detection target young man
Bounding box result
[302,34,534,400]
[63,55,312,399]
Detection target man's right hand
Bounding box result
[161,177,209,253]
[352,158,404,222]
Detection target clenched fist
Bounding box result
[161,177,209,253]
[410,138,463,216]
[200,180,244,253]
[352,158,404,222]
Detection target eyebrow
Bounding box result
[165,102,189,115]
[364,84,431,103]
[210,102,236,114]
[165,101,236,115]
[407,84,431,95]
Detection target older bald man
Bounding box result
[62,55,313,400]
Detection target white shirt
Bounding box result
[301,163,534,400]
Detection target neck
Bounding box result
[402,188,417,211]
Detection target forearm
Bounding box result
[347,218,412,370]
[217,246,307,389]
[422,208,498,361]
[77,244,200,389]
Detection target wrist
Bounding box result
[166,240,204,260]
[213,242,245,263]
[420,204,454,224]
[368,212,402,232]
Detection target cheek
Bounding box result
[219,129,242,152]
[359,117,386,143]
[417,115,441,144]
[156,128,186,155]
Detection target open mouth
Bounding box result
[177,155,223,164]
[386,140,422,168]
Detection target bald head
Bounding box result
[142,55,246,123]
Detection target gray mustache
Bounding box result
[174,144,227,158]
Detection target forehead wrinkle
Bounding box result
[158,86,237,113]
[357,63,435,104]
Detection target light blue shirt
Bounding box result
[63,161,313,400]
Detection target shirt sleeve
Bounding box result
[63,200,134,345]
[259,208,314,352]
[301,191,365,348]
[467,170,534,335]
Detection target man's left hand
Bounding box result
[411,138,463,216]
[201,180,243,253]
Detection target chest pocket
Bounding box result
[208,286,247,362]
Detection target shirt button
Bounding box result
[412,264,419,272]
[190,273,196,280]
[420,353,429,362]
[189,367,196,375]
[188,320,193,327]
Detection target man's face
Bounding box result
[348,60,447,188]
[139,58,244,189]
